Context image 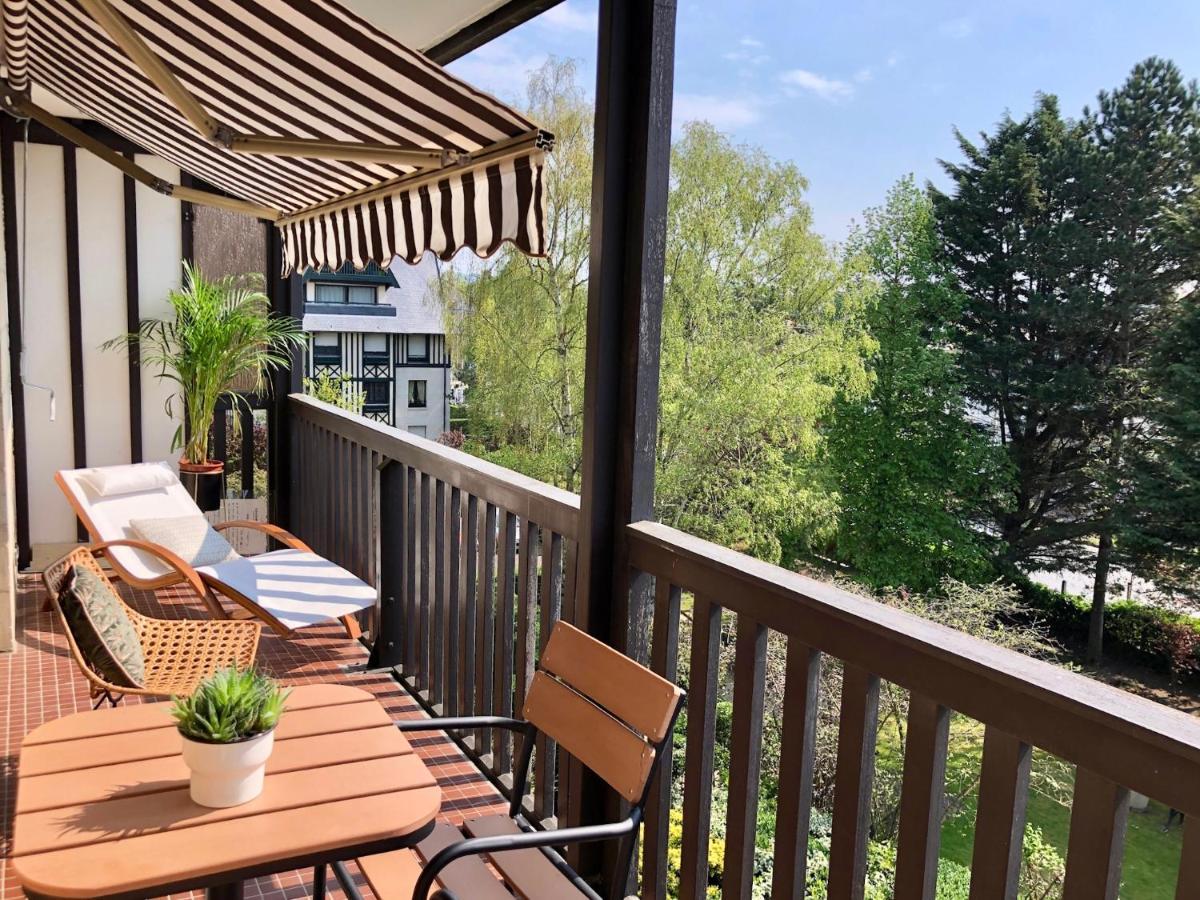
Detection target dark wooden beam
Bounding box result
[576,0,676,667]
[570,0,677,888]
[123,154,143,463]
[424,0,566,65]
[180,171,195,267]
[0,118,31,568]
[63,144,88,542]
[266,221,304,530]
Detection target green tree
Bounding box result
[656,123,873,562]
[447,58,591,489]
[933,65,1200,660]
[454,64,873,563]
[933,94,1102,572]
[1079,58,1200,656]
[1122,288,1200,604]
[828,176,1003,590]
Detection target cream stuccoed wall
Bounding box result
[11,144,181,550]
[0,157,14,651]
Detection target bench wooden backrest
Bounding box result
[522,622,684,804]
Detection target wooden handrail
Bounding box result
[626,518,1200,816]
[290,394,580,539]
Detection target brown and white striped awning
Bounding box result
[0,0,551,272]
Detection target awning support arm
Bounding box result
[1,92,283,221]
[77,0,453,167]
[77,0,225,143]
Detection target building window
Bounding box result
[407,334,428,362]
[408,379,427,409]
[364,380,389,406]
[312,342,340,366]
[363,334,390,367]
[313,283,377,305]
[408,425,427,438]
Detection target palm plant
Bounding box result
[106,262,305,465]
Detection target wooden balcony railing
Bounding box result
[287,394,1200,900]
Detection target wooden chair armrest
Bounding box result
[92,539,209,603]
[212,520,313,552]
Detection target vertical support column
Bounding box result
[575,0,677,654]
[0,118,30,569]
[122,155,142,463]
[265,222,303,529]
[369,459,405,670]
[63,145,87,540]
[570,0,677,887]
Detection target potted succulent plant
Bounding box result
[171,668,290,808]
[106,262,305,511]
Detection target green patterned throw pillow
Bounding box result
[60,565,146,688]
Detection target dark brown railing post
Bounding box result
[368,459,405,670]
[571,0,677,888]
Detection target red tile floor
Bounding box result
[0,573,506,900]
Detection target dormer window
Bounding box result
[314,283,376,305]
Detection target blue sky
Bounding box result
[449,0,1200,242]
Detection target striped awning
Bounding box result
[0,0,551,272]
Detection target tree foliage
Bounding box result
[453,61,872,563]
[828,177,1004,590]
[656,122,872,562]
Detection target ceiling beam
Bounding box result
[425,0,566,64]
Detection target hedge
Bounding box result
[1015,577,1200,679]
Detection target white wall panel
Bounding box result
[77,151,130,469]
[17,143,75,545]
[135,154,182,467]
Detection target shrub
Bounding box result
[1016,577,1200,678]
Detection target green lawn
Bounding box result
[882,717,1183,898]
[926,724,1180,897]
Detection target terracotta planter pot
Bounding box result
[180,728,275,808]
[179,459,224,512]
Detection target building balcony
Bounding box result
[3,393,1200,897]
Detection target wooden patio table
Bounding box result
[11,683,440,900]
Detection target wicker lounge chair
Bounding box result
[55,462,376,638]
[43,546,261,707]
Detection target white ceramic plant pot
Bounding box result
[180,729,275,808]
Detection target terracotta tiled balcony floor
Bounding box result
[1,573,506,900]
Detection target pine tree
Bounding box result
[932,95,1104,569]
[1082,58,1200,659]
[1120,185,1200,604]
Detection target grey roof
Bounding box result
[386,254,446,335]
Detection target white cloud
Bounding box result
[854,67,873,84]
[886,52,901,68]
[938,17,974,39]
[779,68,854,102]
[739,36,764,48]
[448,42,547,103]
[539,2,597,32]
[673,93,763,131]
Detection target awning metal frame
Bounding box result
[76,0,463,171]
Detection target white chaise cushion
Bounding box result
[197,550,377,632]
[78,462,178,497]
[59,463,205,582]
[131,515,240,567]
